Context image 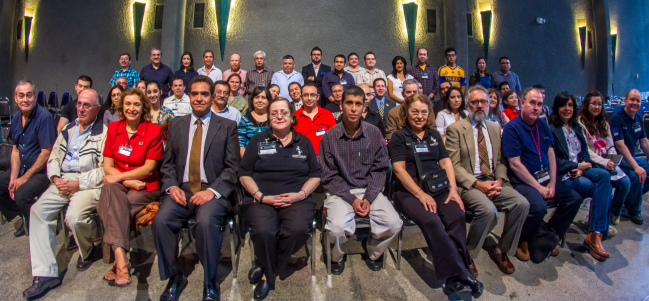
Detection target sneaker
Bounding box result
[608,225,618,238]
[611,215,620,226]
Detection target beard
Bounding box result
[471,110,486,122]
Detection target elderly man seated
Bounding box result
[23,89,107,299]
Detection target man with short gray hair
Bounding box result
[385,79,421,142]
[245,50,274,95]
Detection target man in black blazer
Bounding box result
[367,78,398,126]
[153,75,240,301]
[301,46,331,105]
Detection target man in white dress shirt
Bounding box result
[197,50,223,83]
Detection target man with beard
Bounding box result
[445,85,529,275]
[302,46,331,100]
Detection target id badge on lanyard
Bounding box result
[118,144,133,157]
[530,123,547,182]
[316,126,326,137]
[258,141,277,155]
[340,79,348,85]
[422,72,429,79]
[414,138,429,153]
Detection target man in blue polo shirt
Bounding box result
[0,80,56,237]
[502,87,581,263]
[609,89,649,225]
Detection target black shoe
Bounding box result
[22,277,61,299]
[442,277,472,296]
[76,246,100,271]
[248,264,263,284]
[14,223,26,237]
[629,213,644,225]
[460,273,485,299]
[331,257,346,275]
[365,254,383,271]
[202,281,220,301]
[253,279,271,301]
[160,273,188,301]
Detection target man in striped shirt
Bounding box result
[245,50,274,95]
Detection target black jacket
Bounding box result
[550,123,591,175]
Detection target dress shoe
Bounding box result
[583,232,610,261]
[611,215,620,226]
[489,246,515,274]
[461,273,485,299]
[160,273,188,301]
[515,241,530,261]
[14,223,26,237]
[551,247,560,257]
[253,279,271,301]
[331,256,346,275]
[103,262,117,282]
[203,281,220,301]
[22,277,61,299]
[365,254,383,271]
[608,225,618,238]
[442,276,472,296]
[76,246,100,271]
[469,259,478,277]
[629,213,644,225]
[248,264,263,284]
[114,261,132,287]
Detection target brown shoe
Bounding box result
[551,247,560,257]
[103,263,117,282]
[114,261,132,287]
[515,241,530,261]
[469,259,478,277]
[489,246,515,274]
[583,232,610,261]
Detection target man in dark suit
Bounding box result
[367,78,397,126]
[301,46,331,105]
[153,75,240,301]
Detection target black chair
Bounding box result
[48,92,58,109]
[60,92,71,108]
[36,91,45,107]
[604,107,615,121]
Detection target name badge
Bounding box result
[634,123,642,133]
[340,79,347,85]
[259,81,266,87]
[316,128,326,136]
[422,73,429,79]
[415,143,429,153]
[258,142,277,155]
[561,174,570,182]
[534,169,550,184]
[118,145,133,157]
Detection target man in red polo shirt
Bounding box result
[294,82,336,155]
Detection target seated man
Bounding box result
[319,86,402,274]
[294,83,336,156]
[164,77,192,117]
[152,76,240,301]
[446,85,529,275]
[0,80,56,237]
[22,89,107,299]
[385,79,420,142]
[609,89,649,225]
[502,87,582,263]
[324,83,344,120]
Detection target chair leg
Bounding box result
[229,217,238,278]
[249,229,255,265]
[311,218,316,277]
[323,210,331,276]
[60,210,73,251]
[397,226,403,271]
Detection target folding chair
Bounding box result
[36,91,45,107]
[60,92,71,108]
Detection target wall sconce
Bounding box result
[402,0,417,65]
[133,0,146,60]
[24,8,34,62]
[577,18,586,68]
[215,0,232,61]
[479,1,492,60]
[611,27,617,72]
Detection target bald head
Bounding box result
[624,89,642,115]
[626,89,641,100]
[77,89,101,126]
[230,53,241,71]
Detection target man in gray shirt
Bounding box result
[492,57,521,93]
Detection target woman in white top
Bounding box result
[578,91,632,227]
[387,56,414,103]
[435,86,468,140]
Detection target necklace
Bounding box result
[251,112,267,131]
[126,127,137,134]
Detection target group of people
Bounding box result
[1,45,647,301]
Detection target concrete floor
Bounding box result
[1,197,649,301]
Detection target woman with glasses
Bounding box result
[239,97,321,300]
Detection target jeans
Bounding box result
[617,158,649,215]
[564,168,612,238]
[610,173,631,218]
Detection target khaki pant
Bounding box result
[29,173,100,277]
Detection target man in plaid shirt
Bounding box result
[408,48,439,100]
[109,53,140,89]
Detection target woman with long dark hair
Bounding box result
[435,86,468,140]
[102,84,125,126]
[486,88,506,127]
[468,57,493,89]
[501,90,520,122]
[174,51,199,94]
[387,56,414,102]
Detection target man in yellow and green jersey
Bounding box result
[438,47,466,94]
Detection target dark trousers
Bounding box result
[393,190,471,281]
[152,183,230,284]
[242,196,315,287]
[0,169,50,227]
[513,180,582,244]
[618,158,649,215]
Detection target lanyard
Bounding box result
[529,123,542,164]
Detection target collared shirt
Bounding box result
[109,67,140,89]
[271,70,304,99]
[374,96,387,114]
[140,63,174,94]
[11,106,56,174]
[387,74,414,101]
[492,70,522,92]
[182,112,210,184]
[322,71,356,99]
[228,95,249,114]
[174,69,199,94]
[197,65,223,83]
[344,66,365,83]
[436,109,468,138]
[103,119,164,191]
[212,104,242,124]
[239,129,321,204]
[237,112,268,148]
[503,107,520,120]
[610,109,646,153]
[502,115,554,181]
[562,126,581,163]
[335,110,386,137]
[318,121,389,204]
[294,106,337,155]
[245,66,275,95]
[312,63,321,77]
[408,63,439,96]
[292,101,303,111]
[388,126,446,191]
[470,118,493,177]
[62,118,95,173]
[164,94,192,117]
[223,69,247,95]
[355,68,387,85]
[438,64,466,88]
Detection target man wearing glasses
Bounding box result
[294,83,336,156]
[492,57,521,93]
[445,85,529,276]
[302,46,331,100]
[438,47,466,95]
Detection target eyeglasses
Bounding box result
[303,93,318,98]
[408,110,429,117]
[76,102,97,110]
[270,111,290,119]
[468,100,489,106]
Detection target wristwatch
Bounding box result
[471,181,478,188]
